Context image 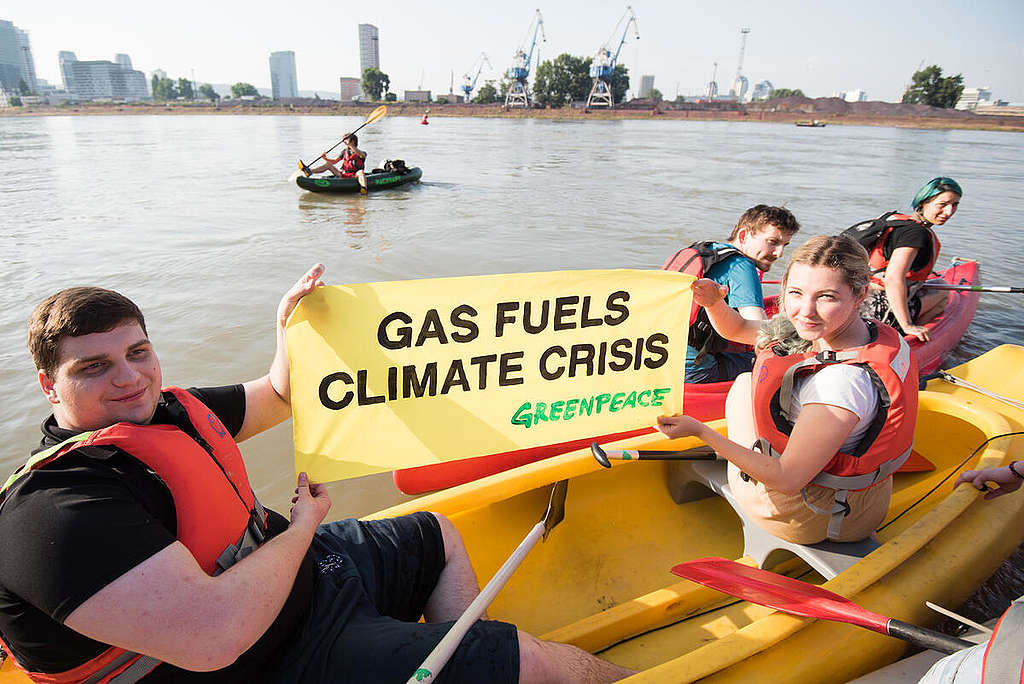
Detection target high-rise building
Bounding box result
[115,53,132,70]
[0,20,38,93]
[59,51,149,101]
[358,23,379,78]
[639,74,655,99]
[339,77,361,101]
[750,80,773,101]
[269,50,298,99]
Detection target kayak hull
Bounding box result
[393,259,981,494]
[371,345,1024,682]
[295,167,422,193]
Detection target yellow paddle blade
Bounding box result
[365,104,387,124]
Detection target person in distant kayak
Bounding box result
[306,133,368,194]
[844,177,963,342]
[663,205,800,384]
[657,235,917,544]
[0,266,633,683]
[421,109,430,125]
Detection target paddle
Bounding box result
[407,479,568,684]
[592,442,718,468]
[926,370,1024,411]
[762,279,1021,294]
[670,557,974,655]
[298,105,387,173]
[920,283,1024,293]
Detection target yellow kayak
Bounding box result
[3,345,1021,683]
[368,344,1024,683]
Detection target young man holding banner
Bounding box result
[669,205,800,384]
[0,265,632,683]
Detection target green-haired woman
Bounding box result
[851,177,962,342]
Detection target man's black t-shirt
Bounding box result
[881,222,933,273]
[0,386,313,682]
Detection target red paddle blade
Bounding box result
[670,557,890,635]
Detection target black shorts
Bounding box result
[269,512,520,684]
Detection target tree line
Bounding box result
[150,75,262,102]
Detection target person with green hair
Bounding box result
[846,177,963,342]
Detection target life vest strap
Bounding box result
[81,651,160,684]
[811,446,912,491]
[777,350,860,421]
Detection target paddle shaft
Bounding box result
[887,619,976,655]
[921,283,1024,293]
[302,106,386,163]
[407,521,546,684]
[604,448,717,461]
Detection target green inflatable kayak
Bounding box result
[295,167,422,193]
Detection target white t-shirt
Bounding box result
[788,364,880,453]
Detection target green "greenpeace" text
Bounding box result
[510,387,671,429]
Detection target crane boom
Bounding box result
[505,9,546,108]
[461,52,492,100]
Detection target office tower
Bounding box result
[269,50,298,99]
[639,74,655,99]
[358,23,379,77]
[0,20,38,93]
[339,77,361,101]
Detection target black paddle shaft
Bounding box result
[887,619,975,655]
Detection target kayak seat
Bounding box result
[667,460,880,579]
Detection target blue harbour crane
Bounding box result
[505,9,546,108]
[461,52,493,102]
[586,6,639,108]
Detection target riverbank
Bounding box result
[3,98,1023,132]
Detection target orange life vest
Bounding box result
[750,321,918,539]
[864,213,941,285]
[0,387,267,684]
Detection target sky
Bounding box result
[10,0,1024,102]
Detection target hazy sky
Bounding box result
[11,0,1024,102]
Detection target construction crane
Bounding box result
[729,28,751,100]
[461,52,493,102]
[586,6,639,108]
[505,9,546,108]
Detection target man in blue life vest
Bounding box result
[0,264,633,683]
[664,205,800,384]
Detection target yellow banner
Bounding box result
[287,269,693,482]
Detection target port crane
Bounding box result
[461,52,493,102]
[586,6,639,108]
[505,9,546,108]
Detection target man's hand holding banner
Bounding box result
[287,269,693,482]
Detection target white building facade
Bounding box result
[358,24,379,77]
[59,51,148,100]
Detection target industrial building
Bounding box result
[339,76,362,101]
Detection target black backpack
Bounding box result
[841,211,917,251]
[383,159,409,174]
[661,241,752,361]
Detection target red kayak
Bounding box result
[393,258,980,494]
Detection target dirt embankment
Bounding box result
[3,97,1022,132]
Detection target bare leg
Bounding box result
[356,169,367,193]
[724,372,756,446]
[915,288,947,325]
[517,631,635,683]
[423,513,481,622]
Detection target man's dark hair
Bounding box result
[27,287,147,377]
[728,205,800,241]
[344,133,359,146]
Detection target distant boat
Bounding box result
[795,119,827,127]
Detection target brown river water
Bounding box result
[1,114,1022,518]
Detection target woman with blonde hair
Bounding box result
[658,235,918,543]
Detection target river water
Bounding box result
[1,114,1022,517]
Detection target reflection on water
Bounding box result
[1,114,1023,518]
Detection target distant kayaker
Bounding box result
[845,177,963,342]
[663,205,800,384]
[421,109,430,124]
[0,266,633,683]
[657,235,918,544]
[306,132,368,194]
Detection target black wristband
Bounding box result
[1009,462,1024,480]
